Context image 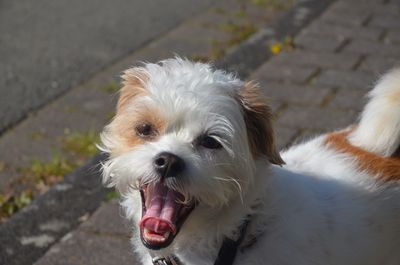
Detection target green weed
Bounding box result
[99,81,120,94]
[106,190,120,201]
[30,156,74,184]
[61,131,99,157]
[0,190,33,222]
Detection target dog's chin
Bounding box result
[139,182,196,250]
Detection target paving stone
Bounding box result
[194,0,278,31]
[253,62,318,84]
[295,33,346,52]
[330,0,384,13]
[371,3,400,16]
[34,230,136,265]
[303,22,382,40]
[369,14,400,29]
[292,129,330,145]
[0,81,116,190]
[277,106,357,131]
[254,81,332,106]
[338,0,382,4]
[137,31,212,59]
[269,100,284,115]
[314,69,376,90]
[319,8,371,26]
[359,55,400,74]
[268,50,360,70]
[344,40,400,57]
[275,125,299,150]
[328,88,369,111]
[385,29,400,44]
[81,199,131,236]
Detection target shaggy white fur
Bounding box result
[100,58,400,265]
[348,68,400,157]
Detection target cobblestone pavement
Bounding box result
[256,0,400,148]
[10,0,400,264]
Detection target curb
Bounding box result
[0,1,335,264]
[0,154,108,265]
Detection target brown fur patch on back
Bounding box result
[325,130,400,182]
[237,82,284,165]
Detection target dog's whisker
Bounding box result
[213,176,244,204]
[213,162,232,167]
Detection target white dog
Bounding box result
[99,58,400,265]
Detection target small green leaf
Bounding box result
[106,190,120,201]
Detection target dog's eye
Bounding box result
[135,123,156,138]
[200,136,222,149]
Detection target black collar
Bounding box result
[151,218,251,265]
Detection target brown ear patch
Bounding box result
[325,130,400,182]
[117,68,149,112]
[237,82,284,165]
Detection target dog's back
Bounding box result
[272,69,400,265]
[251,164,400,265]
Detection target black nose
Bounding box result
[153,152,185,179]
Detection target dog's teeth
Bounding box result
[144,228,150,237]
[143,228,169,243]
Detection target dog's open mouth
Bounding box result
[139,182,195,250]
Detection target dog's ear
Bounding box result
[237,82,284,165]
[117,68,148,112]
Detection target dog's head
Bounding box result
[100,58,282,250]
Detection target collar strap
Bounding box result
[152,218,251,265]
[213,219,250,265]
[152,255,181,265]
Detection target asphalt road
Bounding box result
[0,0,212,133]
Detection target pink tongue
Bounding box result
[140,182,181,234]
